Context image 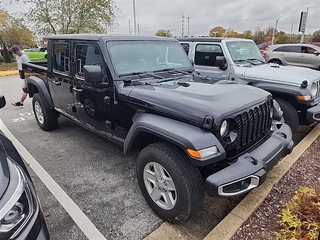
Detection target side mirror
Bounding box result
[83,65,102,83]
[314,51,320,56]
[0,96,6,109]
[216,56,227,70]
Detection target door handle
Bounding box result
[73,87,82,93]
[52,80,61,86]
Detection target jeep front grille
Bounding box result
[227,100,273,158]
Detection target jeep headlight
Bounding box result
[0,157,36,239]
[220,120,229,137]
[311,82,318,97]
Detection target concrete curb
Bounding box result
[0,70,18,77]
[203,123,320,240]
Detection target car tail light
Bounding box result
[262,51,267,56]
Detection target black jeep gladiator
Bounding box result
[23,34,293,223]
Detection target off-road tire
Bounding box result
[32,93,58,131]
[136,141,204,224]
[274,98,299,134]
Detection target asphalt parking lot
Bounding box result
[0,76,313,240]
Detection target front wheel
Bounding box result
[274,98,299,134]
[136,142,204,223]
[32,93,58,131]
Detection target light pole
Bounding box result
[133,0,137,35]
[271,16,281,45]
[187,16,191,37]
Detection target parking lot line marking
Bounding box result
[0,119,106,240]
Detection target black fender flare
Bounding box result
[250,82,312,104]
[124,113,226,166]
[27,76,55,109]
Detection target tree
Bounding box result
[275,31,289,44]
[222,29,241,38]
[155,29,172,37]
[0,8,35,59]
[209,26,226,37]
[312,29,320,38]
[243,30,252,39]
[26,0,117,35]
[252,27,266,44]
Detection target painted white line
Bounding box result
[0,119,106,240]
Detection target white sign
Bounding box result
[298,11,308,32]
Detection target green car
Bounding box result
[22,48,47,61]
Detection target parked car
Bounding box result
[178,37,320,133]
[0,96,50,239]
[22,48,47,61]
[263,43,320,70]
[22,34,293,223]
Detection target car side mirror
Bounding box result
[314,51,320,56]
[0,96,6,109]
[83,65,102,83]
[216,56,227,70]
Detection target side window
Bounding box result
[194,44,223,67]
[273,46,288,52]
[302,47,316,54]
[53,43,70,73]
[76,44,105,80]
[180,43,190,55]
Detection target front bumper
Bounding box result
[306,103,320,122]
[206,123,293,197]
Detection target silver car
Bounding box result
[263,43,320,70]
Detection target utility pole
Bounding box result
[181,13,184,37]
[133,0,137,35]
[271,16,281,45]
[290,20,293,43]
[186,16,191,37]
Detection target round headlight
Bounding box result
[311,82,318,97]
[220,120,229,137]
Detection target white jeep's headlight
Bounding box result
[220,120,229,137]
[311,82,318,97]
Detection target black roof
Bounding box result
[48,34,178,42]
[177,37,224,42]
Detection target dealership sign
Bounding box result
[298,11,308,32]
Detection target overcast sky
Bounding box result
[2,0,319,37]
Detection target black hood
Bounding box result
[128,78,271,125]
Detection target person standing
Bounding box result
[11,45,30,106]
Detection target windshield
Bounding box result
[107,40,192,75]
[226,41,265,63]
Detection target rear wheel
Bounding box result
[274,98,299,134]
[32,93,58,131]
[136,142,204,223]
[269,59,282,65]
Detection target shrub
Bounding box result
[274,187,320,240]
[2,45,13,63]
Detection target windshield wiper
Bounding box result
[119,71,163,79]
[247,58,265,63]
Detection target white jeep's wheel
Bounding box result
[136,142,204,223]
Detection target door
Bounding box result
[298,46,320,69]
[72,43,115,137]
[192,43,227,78]
[49,42,78,120]
[278,45,300,66]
